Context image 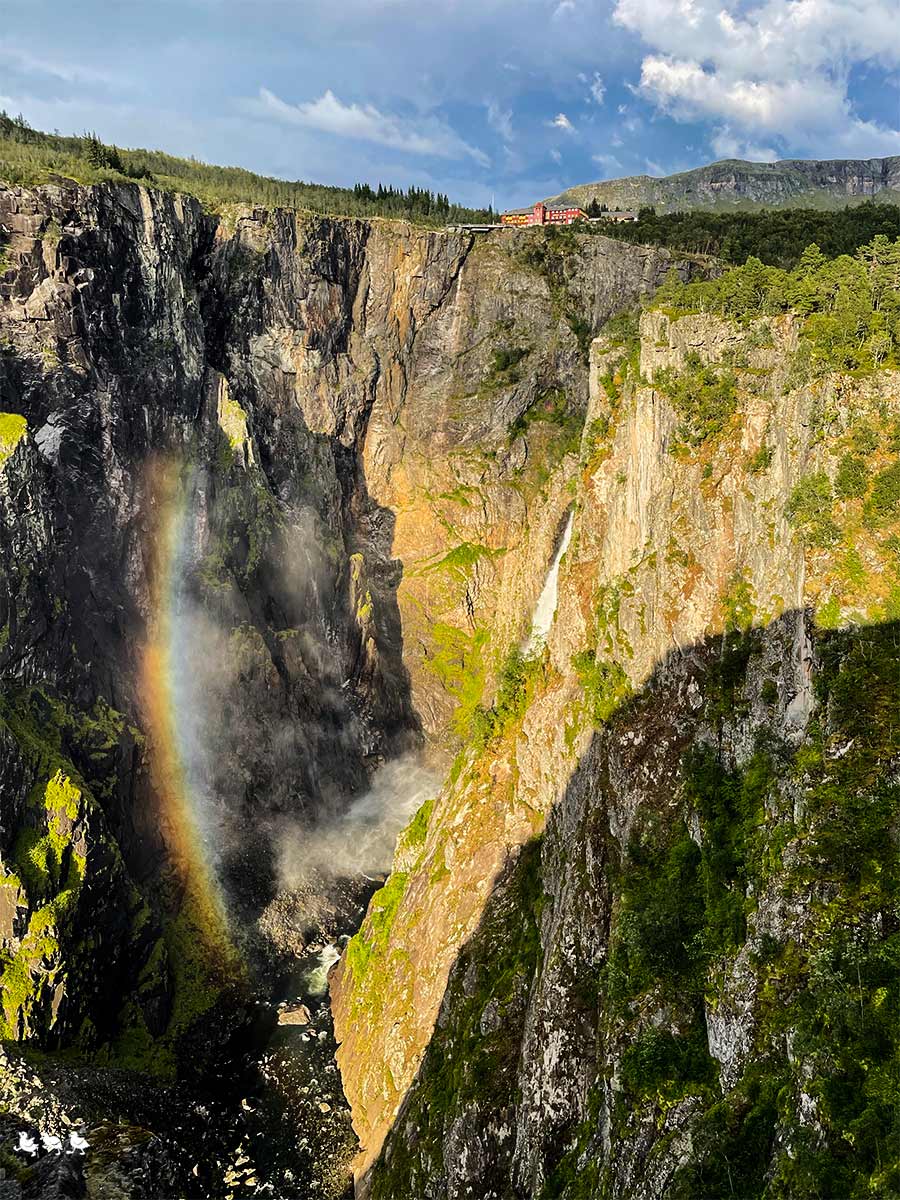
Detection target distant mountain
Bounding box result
[545,156,900,213]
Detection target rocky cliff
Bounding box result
[0,181,691,1193]
[333,305,900,1197]
[5,176,894,1200]
[546,155,900,214]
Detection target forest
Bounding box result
[593,201,900,269]
[652,235,900,374]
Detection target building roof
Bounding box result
[501,203,587,216]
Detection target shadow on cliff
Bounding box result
[360,609,900,1200]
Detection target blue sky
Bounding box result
[2,0,900,210]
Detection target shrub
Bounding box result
[785,473,840,547]
[572,651,631,725]
[747,444,774,474]
[620,1024,716,1098]
[470,644,543,749]
[834,453,869,499]
[864,460,900,527]
[656,353,738,450]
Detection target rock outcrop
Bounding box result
[335,308,900,1197]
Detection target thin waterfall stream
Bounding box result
[524,508,574,657]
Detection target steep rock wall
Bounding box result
[336,308,900,1196]
[0,182,688,1065]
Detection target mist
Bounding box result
[155,466,434,939]
[275,755,438,888]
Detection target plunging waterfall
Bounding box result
[524,508,574,657]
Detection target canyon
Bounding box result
[0,181,692,1196]
[0,180,897,1199]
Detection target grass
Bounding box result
[0,113,494,226]
[345,872,410,982]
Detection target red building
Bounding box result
[501,202,587,227]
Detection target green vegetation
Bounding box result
[597,619,900,1198]
[422,622,489,739]
[620,1022,716,1099]
[0,411,27,468]
[345,872,410,982]
[654,352,738,451]
[423,542,497,578]
[0,687,234,1074]
[395,797,435,862]
[0,737,90,1039]
[595,201,900,269]
[747,443,774,474]
[865,460,900,527]
[470,644,545,749]
[483,345,529,389]
[651,237,900,374]
[834,451,869,499]
[571,650,631,724]
[0,111,495,225]
[721,569,757,632]
[507,387,582,456]
[785,473,840,547]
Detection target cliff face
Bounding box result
[547,154,900,213]
[334,309,900,1197]
[7,178,895,1200]
[0,184,688,1075]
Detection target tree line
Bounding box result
[653,235,900,373]
[592,202,900,270]
[0,112,495,226]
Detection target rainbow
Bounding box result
[139,457,230,946]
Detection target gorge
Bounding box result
[0,178,898,1200]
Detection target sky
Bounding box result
[2,0,900,210]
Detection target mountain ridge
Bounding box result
[544,153,900,213]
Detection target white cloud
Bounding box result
[486,100,514,142]
[550,147,563,162]
[0,42,123,87]
[250,87,490,165]
[592,151,622,174]
[549,111,576,133]
[588,72,606,104]
[613,0,900,159]
[710,126,779,162]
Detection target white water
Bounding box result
[301,943,342,998]
[524,508,574,657]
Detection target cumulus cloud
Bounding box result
[710,126,779,162]
[549,111,576,133]
[251,86,490,165]
[613,0,900,159]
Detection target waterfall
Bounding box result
[524,508,574,657]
